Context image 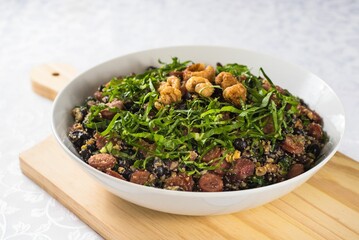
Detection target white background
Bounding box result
[0,0,358,239]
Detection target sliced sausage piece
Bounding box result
[94,90,103,101]
[130,170,150,185]
[100,109,115,120]
[213,160,230,176]
[88,153,116,171]
[202,147,222,162]
[164,174,194,191]
[263,116,274,134]
[308,123,323,140]
[275,85,286,94]
[232,158,255,180]
[101,100,125,119]
[94,132,107,149]
[107,100,124,110]
[106,169,125,180]
[262,78,272,90]
[281,135,305,154]
[199,173,223,192]
[138,139,156,158]
[287,164,304,179]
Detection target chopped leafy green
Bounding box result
[83,58,302,174]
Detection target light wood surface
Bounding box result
[30,63,77,100]
[19,136,359,240]
[23,63,359,239]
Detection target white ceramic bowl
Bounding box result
[52,46,345,215]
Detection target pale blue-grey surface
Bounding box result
[0,0,358,239]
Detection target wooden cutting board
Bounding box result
[20,64,359,239]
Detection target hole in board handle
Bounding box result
[52,72,60,77]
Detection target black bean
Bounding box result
[80,107,88,118]
[85,127,95,136]
[68,130,91,149]
[211,88,223,99]
[299,98,308,107]
[121,169,132,180]
[98,84,105,91]
[118,159,130,168]
[145,161,153,172]
[146,66,157,71]
[177,103,187,110]
[293,128,304,135]
[130,105,140,113]
[125,148,136,156]
[87,143,97,152]
[80,149,92,161]
[135,151,144,160]
[183,92,192,100]
[233,138,247,151]
[124,101,134,110]
[152,159,169,177]
[154,166,168,177]
[306,144,321,158]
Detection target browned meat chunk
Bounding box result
[308,123,323,140]
[281,135,305,154]
[213,160,230,176]
[164,174,194,191]
[107,100,125,109]
[262,79,271,90]
[94,132,107,149]
[130,170,150,185]
[94,90,103,101]
[106,169,125,180]
[202,147,222,162]
[88,153,117,171]
[101,100,125,119]
[232,158,255,180]
[199,173,223,192]
[287,164,304,179]
[263,116,275,134]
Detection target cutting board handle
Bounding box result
[31,63,77,100]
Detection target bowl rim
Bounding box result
[52,45,346,197]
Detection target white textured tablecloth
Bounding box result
[1,0,358,239]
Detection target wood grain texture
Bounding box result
[19,136,359,240]
[30,63,77,100]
